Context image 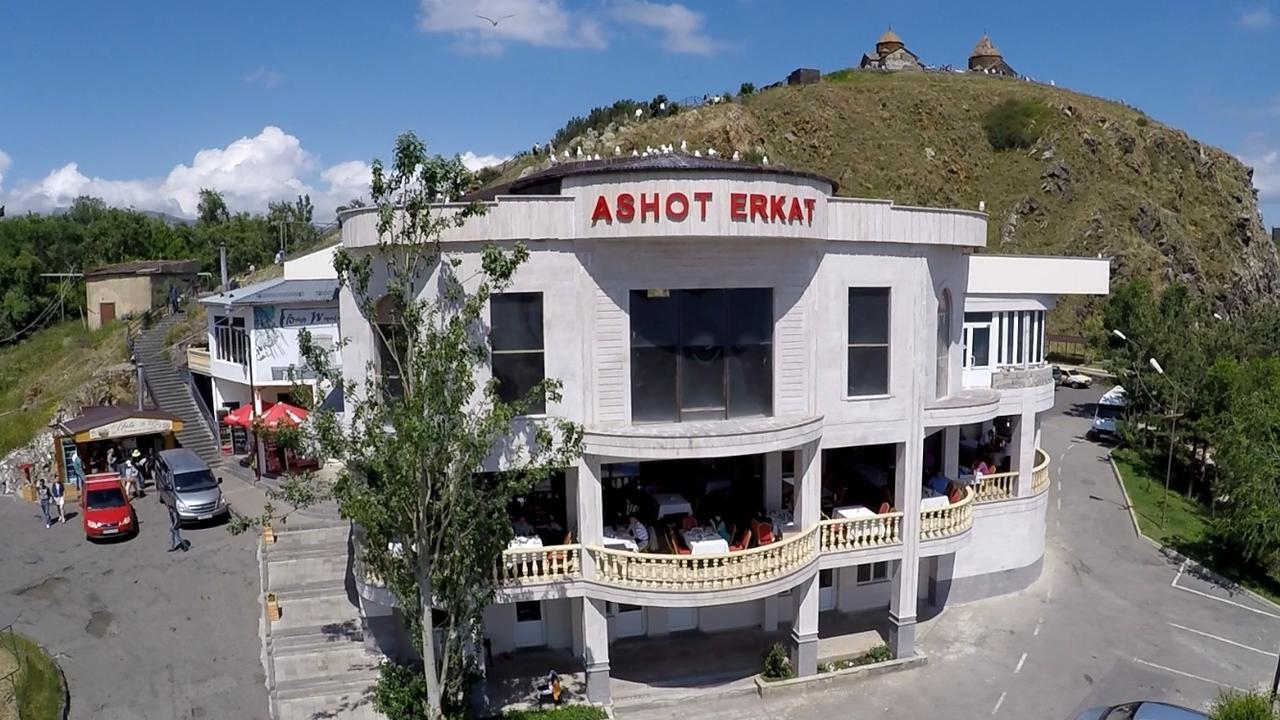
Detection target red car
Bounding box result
[80,475,136,540]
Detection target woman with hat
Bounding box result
[131,448,149,495]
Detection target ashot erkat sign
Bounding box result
[589,189,818,226]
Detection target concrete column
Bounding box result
[761,594,780,632]
[570,598,585,658]
[581,597,611,705]
[943,426,960,480]
[1012,410,1036,496]
[795,442,822,529]
[571,456,603,577]
[789,574,819,677]
[764,451,784,512]
[890,435,923,659]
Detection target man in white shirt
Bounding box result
[627,515,650,551]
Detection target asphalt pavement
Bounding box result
[621,385,1280,720]
[0,476,270,720]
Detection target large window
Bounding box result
[629,288,773,423]
[963,312,992,369]
[375,296,406,400]
[491,293,546,414]
[213,315,248,365]
[847,288,891,396]
[993,310,1046,367]
[936,289,951,399]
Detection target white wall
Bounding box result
[284,245,339,280]
[250,303,341,383]
[968,255,1110,296]
[951,492,1047,582]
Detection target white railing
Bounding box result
[187,346,211,375]
[1032,448,1051,494]
[495,544,582,585]
[971,471,1018,503]
[819,512,903,552]
[920,486,974,540]
[590,527,818,592]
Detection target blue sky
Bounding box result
[1,0,1277,223]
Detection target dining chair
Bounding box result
[681,516,698,531]
[753,520,774,546]
[729,528,752,551]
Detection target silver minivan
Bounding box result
[156,448,229,522]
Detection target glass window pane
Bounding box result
[848,347,889,396]
[491,293,543,352]
[630,291,678,347]
[971,327,990,368]
[631,346,677,422]
[964,312,992,323]
[678,289,726,348]
[680,344,725,413]
[856,564,871,583]
[848,288,889,344]
[515,601,542,622]
[493,352,546,413]
[726,288,772,345]
[727,344,772,418]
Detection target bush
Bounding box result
[983,99,1051,151]
[739,82,755,96]
[863,643,892,664]
[502,705,608,720]
[1136,115,1150,127]
[824,69,857,83]
[760,642,793,681]
[371,662,430,720]
[1209,690,1278,720]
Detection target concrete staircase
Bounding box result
[265,524,385,720]
[133,314,221,465]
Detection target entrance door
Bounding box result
[818,569,837,612]
[513,601,546,648]
[962,313,993,388]
[609,602,645,638]
[667,606,698,632]
[99,302,116,326]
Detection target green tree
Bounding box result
[739,82,755,96]
[197,188,230,225]
[240,131,583,715]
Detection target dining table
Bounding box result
[681,527,730,555]
[602,528,640,552]
[649,492,694,519]
[920,495,951,512]
[508,535,544,550]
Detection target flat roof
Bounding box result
[85,259,200,279]
[201,278,339,307]
[57,405,183,435]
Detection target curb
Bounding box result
[1106,452,1280,614]
[753,654,927,698]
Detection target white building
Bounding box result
[337,157,1109,704]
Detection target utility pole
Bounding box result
[219,242,228,289]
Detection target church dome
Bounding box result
[878,28,903,46]
[971,35,1002,59]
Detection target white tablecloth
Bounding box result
[650,492,693,518]
[602,529,639,552]
[682,528,729,555]
[834,505,877,520]
[920,496,951,512]
[508,535,544,549]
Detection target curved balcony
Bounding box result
[969,448,1052,503]
[494,544,582,586]
[1031,448,1051,494]
[583,414,824,461]
[819,512,903,552]
[920,486,974,540]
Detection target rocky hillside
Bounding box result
[491,71,1278,333]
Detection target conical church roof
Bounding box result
[971,34,1002,59]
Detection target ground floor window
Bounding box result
[515,601,542,623]
[819,569,834,588]
[856,561,889,585]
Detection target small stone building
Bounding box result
[969,35,1016,76]
[84,259,200,330]
[860,28,922,71]
[787,67,820,86]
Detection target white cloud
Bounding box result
[321,160,373,201]
[418,0,606,52]
[1239,6,1274,28]
[610,1,720,55]
[244,66,285,88]
[1239,135,1280,200]
[0,149,11,190]
[459,151,511,172]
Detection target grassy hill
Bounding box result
[492,71,1278,333]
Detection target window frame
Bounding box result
[855,561,890,585]
[846,287,892,399]
[490,292,547,415]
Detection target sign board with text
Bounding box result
[278,307,339,328]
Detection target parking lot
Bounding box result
[0,476,269,720]
[621,385,1280,720]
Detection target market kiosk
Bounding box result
[52,405,185,492]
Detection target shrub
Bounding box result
[760,642,793,681]
[824,68,857,83]
[503,705,609,720]
[371,662,430,720]
[983,99,1051,151]
[739,82,755,96]
[863,643,892,664]
[1136,115,1150,127]
[1209,690,1277,720]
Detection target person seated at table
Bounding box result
[973,455,994,479]
[512,516,535,537]
[711,514,729,542]
[627,514,650,551]
[925,468,949,496]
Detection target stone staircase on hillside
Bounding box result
[133,314,221,465]
[264,524,385,720]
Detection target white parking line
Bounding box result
[1171,560,1185,587]
[991,691,1007,715]
[1014,652,1027,673]
[1132,658,1244,690]
[1171,570,1280,619]
[1167,622,1278,657]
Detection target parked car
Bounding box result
[1088,385,1128,442]
[1061,369,1094,389]
[155,448,228,523]
[1075,701,1206,719]
[81,476,136,541]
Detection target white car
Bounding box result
[1059,369,1093,389]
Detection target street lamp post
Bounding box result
[1147,358,1178,528]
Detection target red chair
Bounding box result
[753,520,774,546]
[667,529,691,555]
[681,516,698,531]
[729,529,752,551]
[876,502,892,514]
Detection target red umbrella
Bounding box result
[259,402,308,429]
[222,404,253,428]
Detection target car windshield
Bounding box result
[86,488,126,510]
[174,470,218,492]
[1096,405,1124,420]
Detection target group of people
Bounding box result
[87,445,153,498]
[621,508,773,554]
[34,477,67,528]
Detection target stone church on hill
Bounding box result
[969,34,1016,76]
[859,28,922,71]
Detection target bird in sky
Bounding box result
[475,14,515,26]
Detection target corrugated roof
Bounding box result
[84,259,200,278]
[58,405,182,435]
[201,278,339,307]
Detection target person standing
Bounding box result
[69,450,85,492]
[122,460,138,498]
[50,478,66,523]
[166,500,188,552]
[36,480,52,528]
[168,283,180,315]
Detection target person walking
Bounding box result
[130,449,147,496]
[36,480,52,528]
[123,460,139,498]
[166,500,189,552]
[51,478,66,523]
[168,283,180,315]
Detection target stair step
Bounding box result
[273,644,382,685]
[269,576,349,599]
[273,669,381,701]
[270,592,359,632]
[272,623,365,656]
[268,541,350,563]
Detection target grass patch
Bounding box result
[983,98,1052,151]
[0,320,128,455]
[0,632,64,720]
[818,644,893,673]
[1112,448,1280,604]
[500,706,607,720]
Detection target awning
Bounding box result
[57,405,184,443]
[260,402,308,428]
[222,404,254,428]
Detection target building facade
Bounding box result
[859,28,923,71]
[84,259,199,330]
[338,156,1109,704]
[969,35,1016,76]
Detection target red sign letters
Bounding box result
[590,191,816,226]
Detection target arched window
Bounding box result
[936,289,951,399]
[374,295,405,400]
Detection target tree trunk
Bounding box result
[419,556,443,715]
